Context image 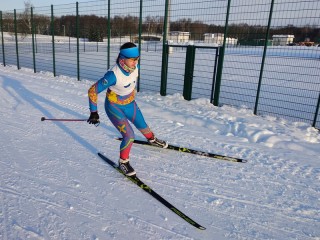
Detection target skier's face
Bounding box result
[124,57,139,68]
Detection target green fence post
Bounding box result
[210,47,220,104]
[31,7,36,73]
[160,44,169,96]
[254,0,275,115]
[107,0,110,69]
[137,0,143,92]
[312,92,320,129]
[68,24,71,53]
[35,26,37,53]
[51,5,56,76]
[213,0,231,106]
[83,37,85,52]
[14,9,20,70]
[160,0,170,96]
[76,2,80,80]
[0,11,6,66]
[183,45,196,100]
[96,31,98,52]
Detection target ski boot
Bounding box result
[119,158,136,177]
[148,137,168,148]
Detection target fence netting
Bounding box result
[0,0,319,128]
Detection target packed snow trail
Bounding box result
[0,65,319,239]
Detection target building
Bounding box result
[168,31,190,43]
[204,33,224,44]
[204,33,238,45]
[272,35,294,46]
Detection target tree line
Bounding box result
[2,11,319,43]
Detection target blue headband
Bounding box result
[119,47,139,58]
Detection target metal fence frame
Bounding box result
[0,0,319,129]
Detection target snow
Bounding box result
[0,65,319,240]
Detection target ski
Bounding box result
[97,152,206,230]
[117,138,247,163]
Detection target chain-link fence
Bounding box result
[217,0,320,128]
[0,0,319,129]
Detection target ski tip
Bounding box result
[199,226,206,230]
[97,152,105,158]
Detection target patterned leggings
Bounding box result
[105,100,153,159]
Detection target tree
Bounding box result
[17,0,34,39]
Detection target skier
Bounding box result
[87,42,168,176]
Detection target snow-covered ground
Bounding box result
[0,65,319,240]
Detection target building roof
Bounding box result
[272,35,294,38]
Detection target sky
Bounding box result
[0,61,319,239]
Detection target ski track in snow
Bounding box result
[0,65,319,240]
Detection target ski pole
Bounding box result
[41,117,88,122]
[41,117,100,127]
